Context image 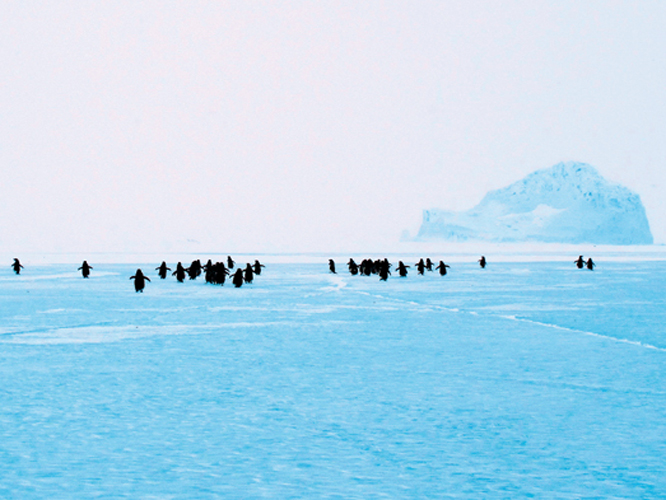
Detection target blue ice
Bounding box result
[1,261,665,498]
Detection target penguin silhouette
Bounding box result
[479,256,486,269]
[78,260,93,278]
[227,256,235,269]
[347,259,359,276]
[216,263,229,285]
[328,259,336,274]
[172,262,186,283]
[156,261,171,279]
[11,258,23,275]
[586,258,595,270]
[209,262,228,285]
[378,259,391,281]
[415,259,426,275]
[396,261,409,277]
[435,261,450,276]
[204,265,213,283]
[372,259,382,274]
[244,263,254,284]
[425,258,434,271]
[232,268,244,288]
[130,269,151,292]
[203,260,214,283]
[575,256,585,269]
[253,260,265,275]
[186,259,202,280]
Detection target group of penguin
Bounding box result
[133,257,265,292]
[575,255,596,270]
[327,257,460,281]
[9,257,265,293]
[327,254,595,280]
[9,253,596,291]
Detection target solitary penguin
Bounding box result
[436,261,450,276]
[575,256,585,269]
[253,260,265,275]
[479,256,487,269]
[130,269,151,292]
[173,262,186,283]
[396,261,409,277]
[227,256,235,269]
[232,268,244,288]
[586,258,595,270]
[415,259,426,275]
[11,258,23,275]
[78,260,93,278]
[328,259,336,274]
[156,261,171,279]
[425,258,434,272]
[244,263,254,284]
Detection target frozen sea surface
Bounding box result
[1,261,665,498]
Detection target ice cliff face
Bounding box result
[416,162,653,245]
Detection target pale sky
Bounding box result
[1,1,665,255]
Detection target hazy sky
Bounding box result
[1,1,665,254]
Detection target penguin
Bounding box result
[396,261,409,277]
[347,259,359,276]
[575,256,585,269]
[415,259,426,275]
[244,263,254,284]
[130,269,151,292]
[217,263,229,285]
[156,261,171,279]
[204,260,215,283]
[232,268,244,288]
[11,258,23,275]
[479,256,486,269]
[227,256,235,269]
[372,259,382,274]
[425,258,434,271]
[210,262,228,285]
[328,259,336,274]
[378,259,391,281]
[186,259,202,280]
[172,262,186,283]
[586,258,595,270]
[435,261,450,276]
[78,260,93,278]
[253,260,265,275]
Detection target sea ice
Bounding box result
[0,260,665,498]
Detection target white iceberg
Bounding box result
[416,161,653,245]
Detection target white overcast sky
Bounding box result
[1,1,665,254]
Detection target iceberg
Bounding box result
[416,161,653,245]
